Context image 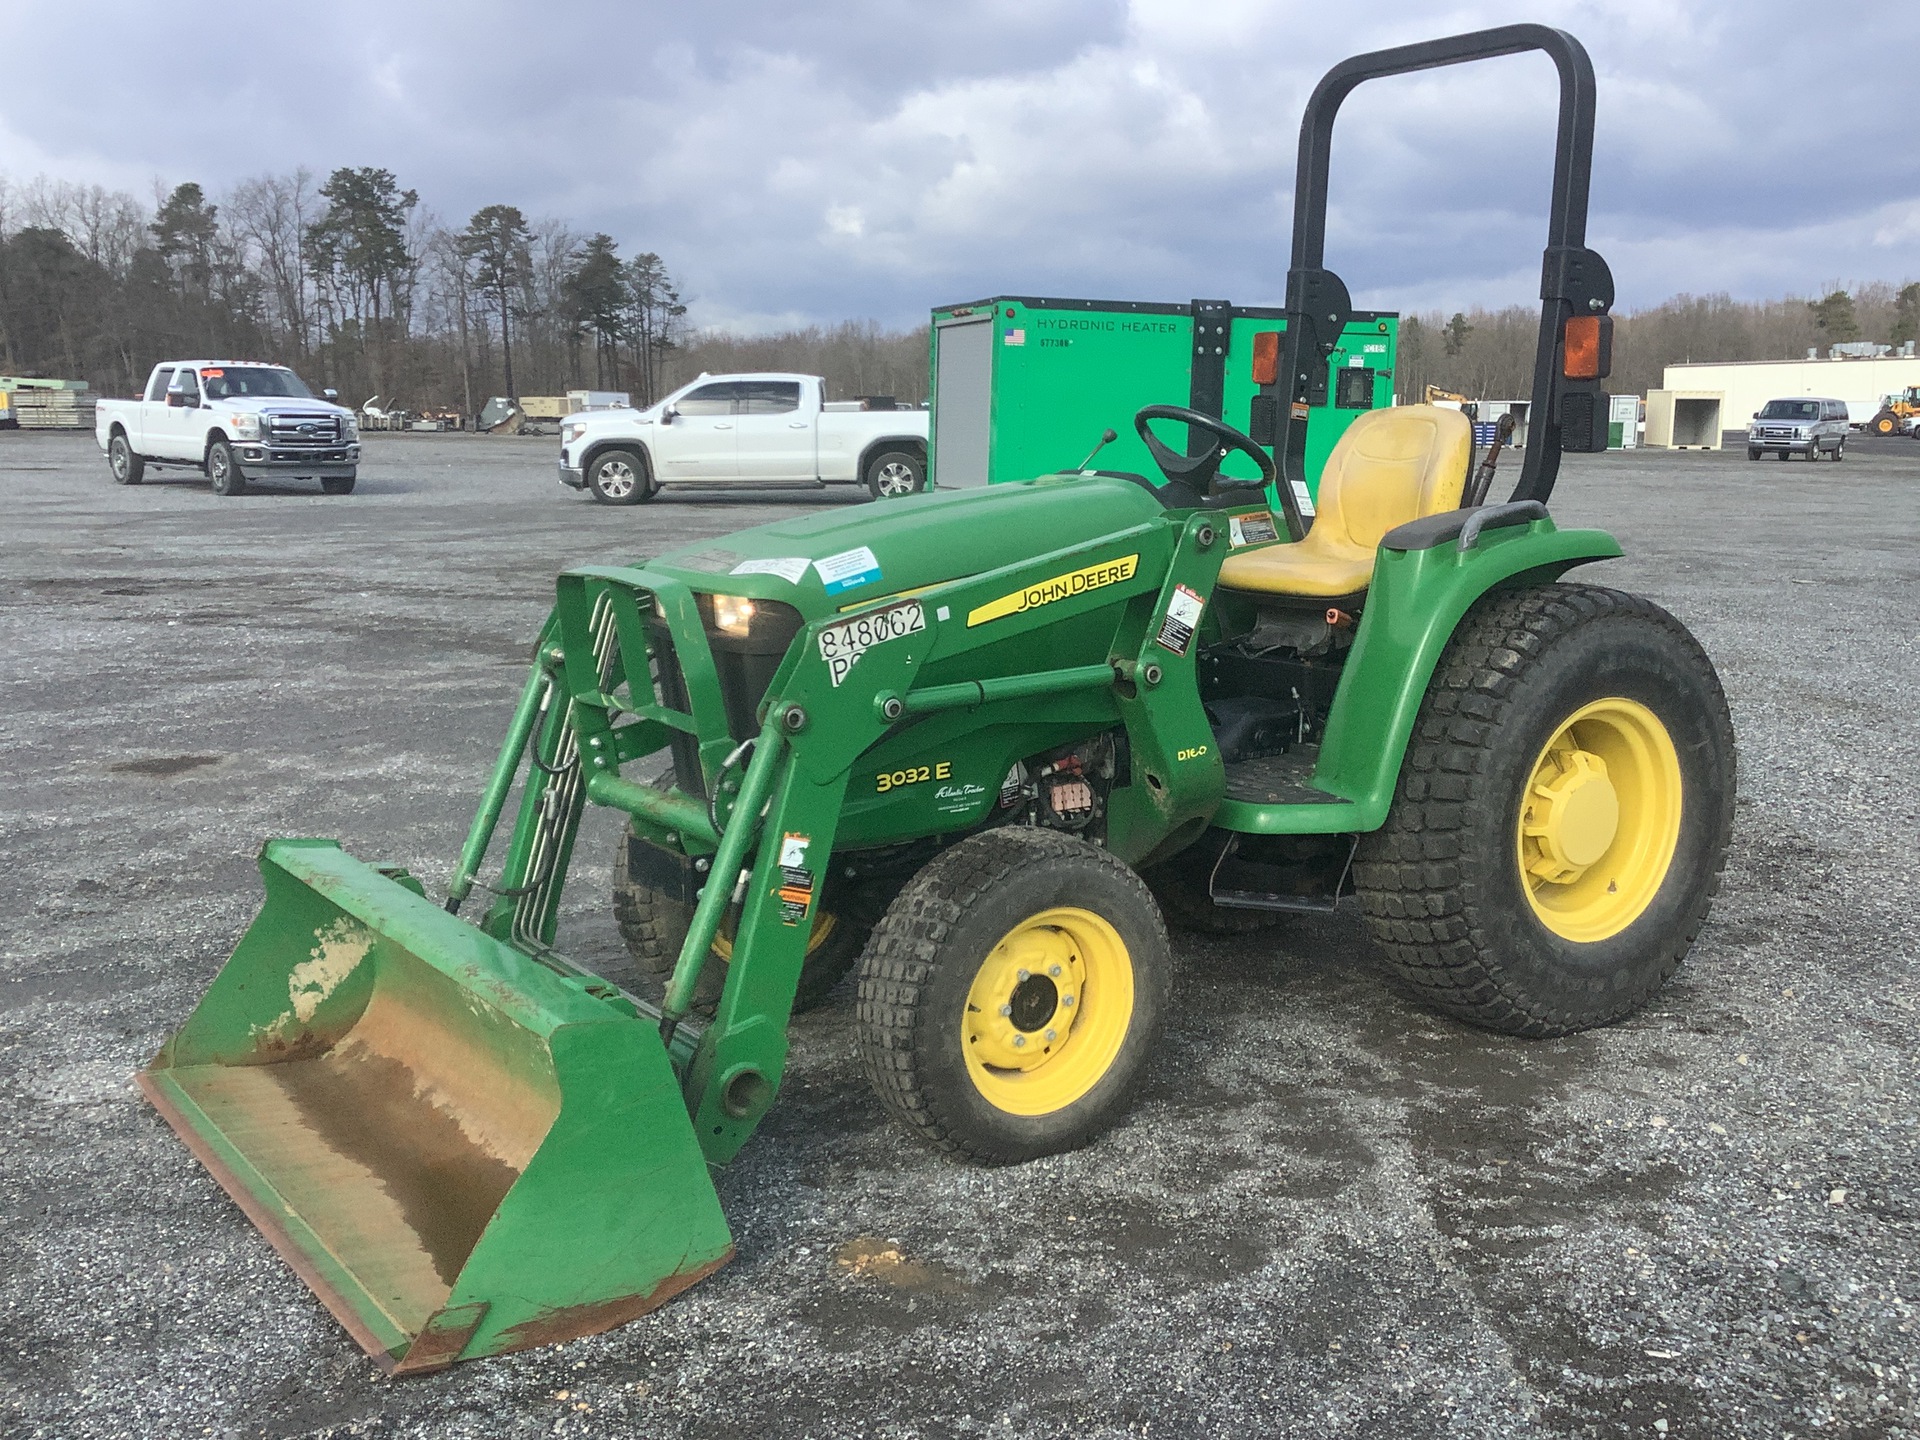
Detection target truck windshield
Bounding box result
[1758,400,1819,420]
[199,367,315,400]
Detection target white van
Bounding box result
[1747,397,1849,462]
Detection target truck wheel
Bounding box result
[857,828,1171,1163]
[207,440,247,496]
[1746,447,1760,461]
[321,474,356,495]
[108,431,144,485]
[864,449,926,500]
[1353,583,1735,1038]
[588,448,652,504]
[613,822,868,1015]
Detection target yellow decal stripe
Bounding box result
[966,554,1139,627]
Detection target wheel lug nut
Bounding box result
[1044,1029,1056,1041]
[1017,969,1030,981]
[998,1004,1012,1017]
[1012,1035,1026,1047]
[1061,995,1075,1007]
[1049,965,1062,977]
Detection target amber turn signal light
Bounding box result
[1252,331,1280,386]
[1562,314,1612,380]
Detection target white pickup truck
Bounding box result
[95,361,360,496]
[558,372,929,503]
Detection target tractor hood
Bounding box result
[641,474,1172,619]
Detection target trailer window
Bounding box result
[1334,367,1375,410]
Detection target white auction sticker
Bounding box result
[814,545,882,595]
[1289,480,1316,518]
[817,601,926,686]
[731,556,811,583]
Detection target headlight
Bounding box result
[230,413,262,439]
[711,595,757,636]
[561,421,586,446]
[343,415,358,441]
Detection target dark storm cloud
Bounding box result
[5,0,1916,327]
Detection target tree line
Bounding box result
[0,169,696,412]
[3,167,1912,414]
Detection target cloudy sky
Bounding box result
[4,1,1916,330]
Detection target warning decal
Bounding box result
[1154,584,1206,657]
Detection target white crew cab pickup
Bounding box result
[96,361,360,496]
[558,372,929,503]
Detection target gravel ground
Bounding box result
[2,428,1916,1440]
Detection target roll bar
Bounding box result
[1263,24,1615,540]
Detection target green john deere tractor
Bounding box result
[140,24,1735,1372]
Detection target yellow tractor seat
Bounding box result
[1218,405,1473,599]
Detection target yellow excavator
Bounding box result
[1867,387,1919,437]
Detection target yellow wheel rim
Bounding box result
[1517,697,1683,943]
[961,907,1134,1117]
[711,910,836,963]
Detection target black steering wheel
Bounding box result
[1133,404,1276,496]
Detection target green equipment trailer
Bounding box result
[928,296,1398,510]
[142,24,1734,1372]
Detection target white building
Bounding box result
[1662,354,1920,431]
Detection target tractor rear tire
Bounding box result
[856,828,1171,1163]
[1872,412,1898,436]
[612,821,869,1015]
[1352,582,1734,1038]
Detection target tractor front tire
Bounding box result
[613,822,868,1015]
[1353,582,1734,1038]
[857,828,1171,1163]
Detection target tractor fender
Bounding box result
[1307,517,1623,831]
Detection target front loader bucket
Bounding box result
[139,838,733,1373]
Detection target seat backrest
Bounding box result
[1311,406,1473,550]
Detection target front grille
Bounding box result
[267,412,342,446]
[1757,425,1802,442]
